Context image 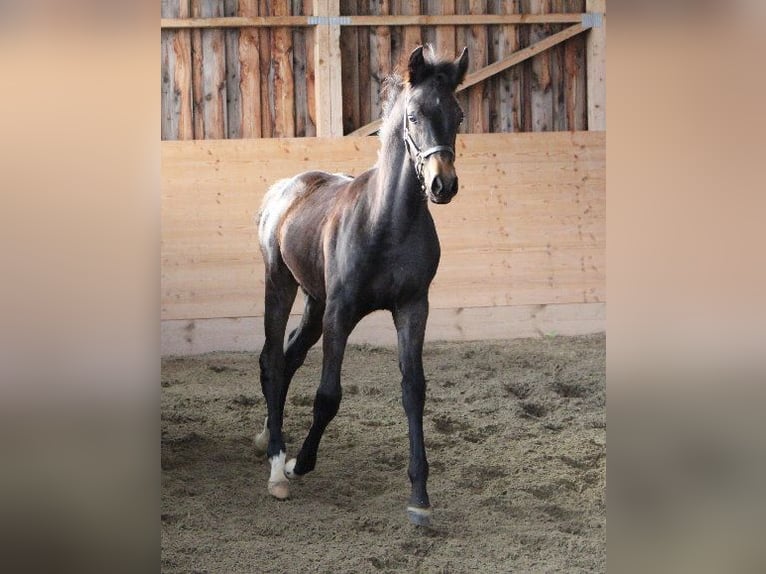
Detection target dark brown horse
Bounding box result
[255,45,468,526]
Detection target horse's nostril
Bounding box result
[431,176,443,196]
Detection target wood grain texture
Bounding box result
[224,0,242,138]
[586,0,605,130]
[528,0,553,132]
[238,0,262,138]
[433,0,456,59]
[258,0,273,137]
[467,0,488,133]
[161,132,604,321]
[370,0,391,126]
[161,2,180,139]
[272,0,296,137]
[400,0,422,72]
[348,23,588,136]
[339,0,360,134]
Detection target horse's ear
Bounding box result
[453,47,469,87]
[408,45,429,86]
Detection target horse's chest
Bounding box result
[365,244,440,305]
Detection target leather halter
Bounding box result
[402,101,455,191]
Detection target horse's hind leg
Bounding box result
[282,291,325,406]
[256,261,298,499]
[286,300,355,479]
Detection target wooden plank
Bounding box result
[161,31,177,140]
[160,14,586,28]
[339,0,360,134]
[369,0,391,128]
[312,0,343,137]
[495,0,521,132]
[455,1,470,135]
[529,0,553,132]
[467,0,487,133]
[586,0,605,130]
[174,1,195,140]
[550,0,567,131]
[224,0,242,138]
[564,0,587,130]
[304,0,317,131]
[238,0,262,138]
[190,1,205,138]
[161,1,179,140]
[357,5,371,128]
[161,302,605,354]
[433,0,456,59]
[196,0,228,139]
[161,132,604,321]
[347,23,589,136]
[258,0,273,137]
[272,0,295,137]
[400,0,422,73]
[292,0,310,137]
[326,1,343,136]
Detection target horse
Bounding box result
[254,45,468,526]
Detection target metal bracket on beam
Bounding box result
[307,16,351,26]
[581,12,604,29]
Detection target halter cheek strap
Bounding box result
[403,103,455,190]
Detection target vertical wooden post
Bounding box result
[586,0,605,130]
[313,0,344,137]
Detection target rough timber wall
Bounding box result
[161,0,590,139]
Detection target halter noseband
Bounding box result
[402,101,455,191]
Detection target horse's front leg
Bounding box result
[393,297,432,526]
[285,300,355,478]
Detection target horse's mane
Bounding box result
[381,73,405,120]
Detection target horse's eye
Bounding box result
[407,113,418,124]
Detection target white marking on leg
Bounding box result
[284,457,300,479]
[254,416,269,456]
[267,450,290,499]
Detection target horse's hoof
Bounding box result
[254,417,269,458]
[406,506,432,527]
[268,480,290,500]
[284,458,301,480]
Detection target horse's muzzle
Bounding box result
[427,174,458,204]
[424,154,459,204]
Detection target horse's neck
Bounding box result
[370,113,424,233]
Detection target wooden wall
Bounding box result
[161,0,589,139]
[161,131,604,354]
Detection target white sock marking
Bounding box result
[269,451,287,484]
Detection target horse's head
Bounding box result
[404,45,469,204]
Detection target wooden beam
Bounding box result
[160,13,586,29]
[162,16,312,28]
[586,0,606,130]
[348,22,590,136]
